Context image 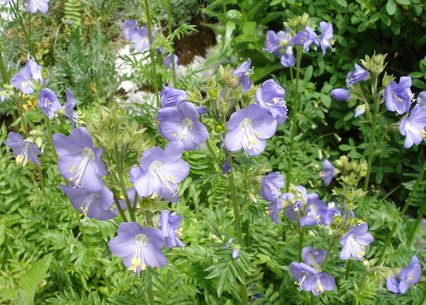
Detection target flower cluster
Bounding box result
[290,246,336,295]
[264,21,333,68]
[386,256,422,294]
[122,20,151,52]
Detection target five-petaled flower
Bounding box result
[318,21,333,56]
[4,132,41,166]
[38,88,62,119]
[385,76,413,115]
[164,53,178,70]
[224,104,277,156]
[320,160,335,186]
[28,0,49,14]
[158,210,185,249]
[291,26,317,51]
[108,222,166,274]
[340,222,374,260]
[157,102,209,150]
[346,64,369,87]
[11,59,43,94]
[121,20,151,52]
[399,103,426,148]
[129,142,189,202]
[386,256,422,294]
[159,86,187,108]
[64,89,77,128]
[53,127,107,192]
[255,79,288,124]
[260,171,284,202]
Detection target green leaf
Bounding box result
[336,0,348,7]
[0,288,17,300]
[357,22,369,32]
[409,71,424,78]
[0,224,5,247]
[17,254,52,305]
[386,0,396,15]
[396,0,410,4]
[226,9,242,21]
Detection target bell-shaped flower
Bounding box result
[53,127,107,192]
[385,76,412,114]
[280,47,296,68]
[255,79,288,124]
[28,0,49,14]
[399,104,426,148]
[320,160,335,186]
[129,142,189,202]
[354,104,366,117]
[157,102,209,150]
[291,26,317,51]
[158,210,184,249]
[318,21,333,56]
[386,256,422,294]
[331,88,350,101]
[346,64,369,87]
[60,185,116,221]
[224,104,277,156]
[4,132,41,166]
[108,222,166,274]
[11,59,43,94]
[260,171,284,201]
[159,86,187,108]
[233,58,252,92]
[340,222,374,260]
[38,88,62,119]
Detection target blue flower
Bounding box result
[11,59,43,94]
[164,53,178,70]
[264,30,292,57]
[340,223,374,260]
[386,256,422,294]
[38,88,62,119]
[291,26,317,51]
[385,76,413,115]
[255,79,288,124]
[4,132,41,166]
[320,160,335,186]
[233,59,253,92]
[331,88,350,101]
[158,210,184,249]
[318,22,333,56]
[28,0,49,14]
[399,103,426,148]
[346,64,369,87]
[260,172,284,201]
[159,86,187,108]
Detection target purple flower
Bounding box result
[346,64,369,87]
[385,76,413,114]
[331,88,350,101]
[38,88,62,119]
[386,256,422,294]
[385,77,413,115]
[53,127,107,192]
[233,59,252,92]
[60,185,116,220]
[318,22,333,56]
[4,132,41,166]
[290,262,336,295]
[121,20,151,52]
[164,53,178,70]
[418,91,426,109]
[159,86,187,108]
[11,59,43,94]
[221,161,232,174]
[129,142,190,202]
[299,199,335,226]
[255,79,288,124]
[280,48,296,68]
[108,222,166,274]
[264,30,292,57]
[64,89,76,128]
[320,160,335,186]
[268,192,293,224]
[232,248,240,259]
[157,102,209,150]
[340,222,374,260]
[284,186,319,221]
[28,0,49,14]
[291,26,317,51]
[122,20,139,40]
[260,171,284,201]
[197,105,208,114]
[399,104,426,148]
[159,210,184,249]
[354,104,366,117]
[224,104,277,156]
[302,246,327,267]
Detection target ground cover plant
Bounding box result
[0,0,425,304]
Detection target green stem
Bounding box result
[407,202,426,246]
[143,0,160,108]
[285,47,303,190]
[0,51,10,84]
[10,0,35,57]
[321,234,340,269]
[379,158,426,262]
[166,0,177,85]
[37,165,46,192]
[363,74,379,191]
[113,191,128,222]
[298,225,304,261]
[344,260,351,280]
[147,270,155,305]
[206,139,221,170]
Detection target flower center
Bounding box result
[149,160,177,198]
[16,142,30,166]
[129,233,149,274]
[69,147,95,188]
[239,118,260,150]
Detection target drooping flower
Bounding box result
[386,256,422,294]
[255,79,288,124]
[264,30,292,57]
[159,86,187,108]
[157,102,209,150]
[4,132,41,166]
[60,185,116,220]
[108,222,166,274]
[158,210,184,249]
[320,160,335,186]
[11,59,43,94]
[164,53,178,70]
[224,104,277,156]
[385,76,413,115]
[233,59,252,92]
[38,88,62,119]
[318,21,333,56]
[399,104,426,148]
[64,88,77,128]
[291,26,317,51]
[260,171,284,201]
[330,88,350,101]
[340,222,374,260]
[129,142,190,202]
[280,47,296,68]
[53,127,107,192]
[28,0,49,14]
[354,104,366,117]
[346,64,369,87]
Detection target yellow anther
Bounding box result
[172,133,177,137]
[69,177,74,181]
[70,165,76,173]
[141,263,147,271]
[255,132,261,137]
[273,97,279,104]
[175,228,183,237]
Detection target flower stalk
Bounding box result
[166,0,177,85]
